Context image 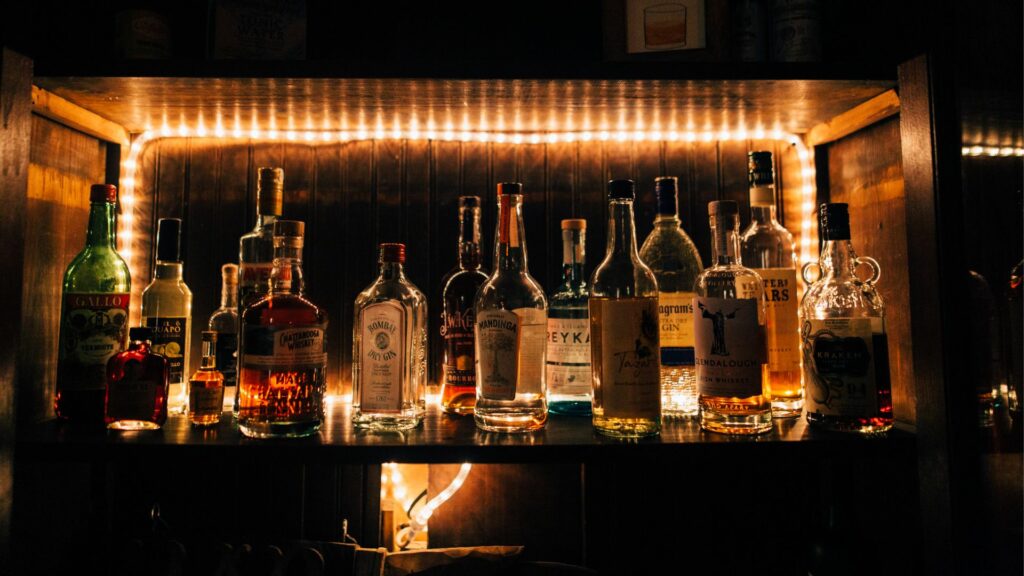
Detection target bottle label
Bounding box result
[358,302,406,413]
[546,317,592,396]
[214,332,238,386]
[238,262,274,306]
[658,291,696,366]
[242,324,327,372]
[144,317,189,384]
[758,268,801,372]
[694,296,765,398]
[802,318,881,416]
[476,308,546,400]
[595,298,661,419]
[106,359,157,420]
[189,382,224,414]
[58,293,131,391]
[441,306,476,388]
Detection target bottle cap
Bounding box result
[608,179,635,200]
[155,218,182,262]
[90,184,118,204]
[747,151,775,187]
[655,176,678,215]
[221,263,238,285]
[820,203,851,241]
[459,196,481,208]
[129,327,154,342]
[380,242,406,263]
[561,219,586,230]
[497,182,522,196]
[257,167,284,216]
[272,219,304,238]
[708,200,738,217]
[201,330,217,344]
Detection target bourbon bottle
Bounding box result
[189,331,225,427]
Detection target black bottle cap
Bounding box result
[748,151,775,187]
[655,176,678,215]
[129,327,154,342]
[155,218,182,262]
[708,200,738,217]
[497,182,522,196]
[608,179,635,200]
[820,203,851,241]
[90,184,118,204]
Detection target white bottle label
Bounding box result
[694,296,765,398]
[358,302,406,413]
[476,308,546,400]
[242,325,327,371]
[758,268,801,372]
[594,298,661,419]
[546,317,592,396]
[802,318,883,417]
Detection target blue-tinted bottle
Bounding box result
[547,219,592,415]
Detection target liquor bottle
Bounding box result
[141,217,193,414]
[694,200,772,435]
[189,331,225,427]
[440,196,488,415]
[590,180,661,438]
[547,219,592,416]
[739,151,802,418]
[800,203,892,433]
[966,270,998,427]
[208,263,239,408]
[237,220,327,438]
[639,176,703,418]
[1008,260,1023,417]
[104,327,169,430]
[474,182,548,433]
[55,184,132,425]
[353,243,428,430]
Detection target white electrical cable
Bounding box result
[396,462,473,549]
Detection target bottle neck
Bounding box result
[380,261,406,281]
[495,195,528,272]
[220,280,238,309]
[129,340,151,353]
[750,204,777,224]
[200,338,217,370]
[257,212,279,230]
[820,239,858,278]
[710,215,742,266]
[153,261,183,280]
[606,199,639,259]
[458,205,482,269]
[561,229,586,287]
[271,243,304,295]
[86,202,117,248]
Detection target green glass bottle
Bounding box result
[55,184,132,425]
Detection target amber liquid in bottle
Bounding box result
[189,331,225,427]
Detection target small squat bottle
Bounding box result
[105,327,170,430]
[189,331,225,427]
[546,219,593,416]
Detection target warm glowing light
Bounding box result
[962,145,1024,157]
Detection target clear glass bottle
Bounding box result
[639,176,703,418]
[141,217,193,415]
[208,263,239,409]
[189,331,224,427]
[474,182,548,433]
[694,200,772,435]
[1007,260,1023,417]
[739,151,802,418]
[104,327,169,430]
[547,219,592,416]
[590,180,661,438]
[440,196,489,415]
[55,184,132,426]
[238,220,328,438]
[353,243,428,430]
[800,203,892,433]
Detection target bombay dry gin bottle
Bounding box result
[141,217,193,414]
[547,219,592,416]
[694,200,772,435]
[800,203,892,433]
[104,327,169,430]
[238,220,328,438]
[474,182,548,433]
[740,152,802,417]
[189,331,225,427]
[55,184,132,425]
[353,243,428,430]
[639,176,703,418]
[590,180,661,438]
[208,263,239,408]
[440,196,489,415]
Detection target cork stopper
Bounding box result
[608,179,635,200]
[221,263,238,285]
[257,167,284,216]
[90,184,118,204]
[380,243,406,263]
[708,200,738,217]
[561,219,586,230]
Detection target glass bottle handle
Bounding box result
[854,256,881,286]
[801,261,821,285]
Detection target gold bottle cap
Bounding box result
[561,219,586,230]
[257,167,284,216]
[221,263,238,284]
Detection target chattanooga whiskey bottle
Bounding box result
[740,152,802,417]
[440,196,488,415]
[55,184,132,425]
[694,200,772,435]
[546,219,592,416]
[591,180,661,438]
[801,203,892,433]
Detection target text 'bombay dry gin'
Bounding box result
[353,243,428,431]
[591,180,661,438]
[474,183,548,433]
[801,203,892,433]
[547,219,593,416]
[694,200,772,435]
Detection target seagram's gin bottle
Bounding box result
[546,219,592,416]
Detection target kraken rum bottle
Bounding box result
[547,219,592,416]
[474,183,548,433]
[55,184,132,425]
[801,203,892,433]
[590,180,661,438]
[694,200,772,435]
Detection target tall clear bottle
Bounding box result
[639,176,703,418]
[590,180,661,438]
[694,200,772,435]
[208,263,239,409]
[141,217,193,415]
[474,183,548,433]
[800,203,892,433]
[740,151,802,417]
[547,219,592,416]
[440,197,489,415]
[353,243,428,430]
[55,184,132,425]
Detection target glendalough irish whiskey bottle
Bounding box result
[694,200,772,435]
[56,184,132,425]
[547,219,592,416]
[440,196,488,415]
[104,327,169,430]
[801,203,892,433]
[238,220,328,438]
[208,263,239,408]
[740,152,802,417]
[353,243,428,430]
[639,176,703,418]
[590,180,661,438]
[474,183,548,433]
[189,331,225,427]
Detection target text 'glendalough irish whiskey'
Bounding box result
[105,327,169,430]
[547,219,592,416]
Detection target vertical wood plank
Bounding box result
[183,139,222,376]
[314,143,345,393]
[546,143,577,287]
[719,140,751,230]
[633,141,662,245]
[519,144,547,289]
[578,142,606,279]
[662,141,696,246]
[375,140,403,244]
[343,141,376,392]
[431,141,463,386]
[690,142,720,264]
